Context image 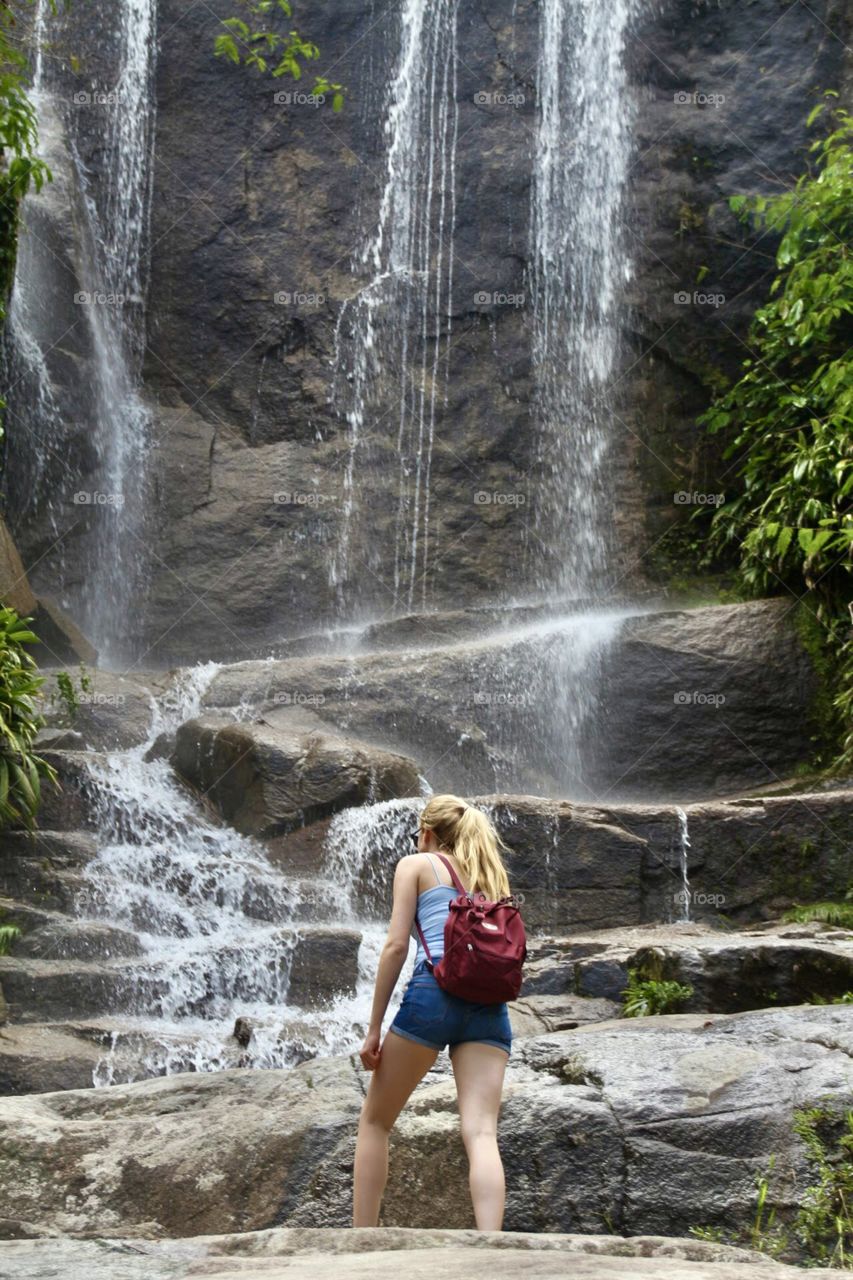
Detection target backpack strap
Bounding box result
[434,851,471,896]
[414,917,433,966]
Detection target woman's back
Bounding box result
[412,853,461,965]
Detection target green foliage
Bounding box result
[0,606,58,829]
[53,661,92,721]
[0,2,57,431]
[792,1106,853,1268]
[0,921,20,954]
[783,889,853,930]
[690,1117,853,1268]
[696,94,853,767]
[620,968,693,1017]
[214,0,344,108]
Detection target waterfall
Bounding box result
[331,0,458,619]
[528,0,639,597]
[2,0,157,665]
[77,666,398,1086]
[674,805,691,923]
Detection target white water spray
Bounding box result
[529,0,640,596]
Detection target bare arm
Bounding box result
[367,855,420,1034]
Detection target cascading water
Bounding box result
[528,0,640,598]
[331,0,458,618]
[674,806,692,923]
[2,0,157,665]
[77,665,405,1086]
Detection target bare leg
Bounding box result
[450,1041,509,1230]
[352,1029,439,1227]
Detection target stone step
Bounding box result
[523,921,853,1012]
[0,925,361,1021]
[8,916,145,962]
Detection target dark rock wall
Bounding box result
[5,0,851,660]
[139,0,853,658]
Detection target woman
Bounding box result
[353,794,514,1231]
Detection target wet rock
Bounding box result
[196,600,820,800]
[10,919,144,962]
[36,670,171,752]
[521,921,853,1013]
[171,715,422,837]
[0,1023,103,1094]
[0,831,100,912]
[233,1016,254,1048]
[0,925,360,1023]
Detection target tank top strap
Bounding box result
[423,853,443,885]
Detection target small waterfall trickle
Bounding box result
[674,805,692,923]
[331,0,458,618]
[528,0,640,597]
[3,0,157,664]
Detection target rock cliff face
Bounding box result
[4,0,851,660]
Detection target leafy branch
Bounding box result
[214,0,344,109]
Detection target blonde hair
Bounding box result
[419,794,511,901]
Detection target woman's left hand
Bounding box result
[359,1028,382,1071]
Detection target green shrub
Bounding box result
[695,94,853,768]
[792,1106,853,1268]
[621,968,694,1017]
[783,892,853,931]
[0,606,59,828]
[0,922,20,954]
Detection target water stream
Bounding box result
[331,0,459,618]
[80,666,403,1085]
[528,0,640,596]
[3,0,157,665]
[674,805,692,923]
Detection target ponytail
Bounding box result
[418,794,511,901]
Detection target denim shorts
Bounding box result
[388,959,512,1056]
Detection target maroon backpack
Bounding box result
[415,852,527,1004]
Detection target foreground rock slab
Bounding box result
[0,1227,835,1280]
[0,1006,849,1243]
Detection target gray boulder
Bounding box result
[171,714,422,837]
[0,1004,848,1245]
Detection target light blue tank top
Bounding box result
[412,853,466,966]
